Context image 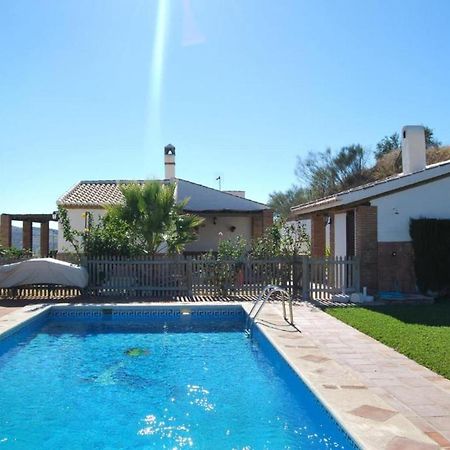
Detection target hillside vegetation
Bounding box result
[269,133,450,218]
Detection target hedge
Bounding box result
[410,218,450,293]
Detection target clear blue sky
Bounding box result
[1,0,450,216]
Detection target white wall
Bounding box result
[372,176,450,242]
[58,208,105,252]
[58,209,253,253]
[334,213,347,257]
[185,215,252,252]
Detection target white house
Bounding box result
[291,126,450,293]
[57,145,273,254]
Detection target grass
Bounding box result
[325,299,450,379]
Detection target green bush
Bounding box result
[0,245,32,258]
[410,218,450,293]
[251,221,310,259]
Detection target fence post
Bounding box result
[186,257,193,296]
[292,256,300,297]
[302,255,310,300]
[341,256,347,295]
[354,256,361,292]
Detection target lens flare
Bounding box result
[148,0,171,147]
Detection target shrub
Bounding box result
[410,218,450,293]
[0,246,32,258]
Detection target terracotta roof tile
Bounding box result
[57,181,131,206]
[57,179,270,212]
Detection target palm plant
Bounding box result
[107,181,204,256]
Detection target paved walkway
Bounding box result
[250,301,450,449]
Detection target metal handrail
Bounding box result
[245,285,294,335]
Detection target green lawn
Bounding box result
[326,300,450,379]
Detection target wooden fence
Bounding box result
[0,255,360,300]
[85,255,360,300]
[306,256,360,300]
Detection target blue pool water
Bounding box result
[0,308,356,449]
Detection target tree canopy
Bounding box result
[295,144,370,199]
[267,185,310,219]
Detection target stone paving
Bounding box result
[248,301,450,450]
[0,305,22,319]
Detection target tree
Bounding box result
[295,144,370,199]
[375,133,400,160]
[424,126,441,148]
[58,206,84,257]
[84,215,141,257]
[267,185,310,219]
[107,181,204,256]
[251,220,310,258]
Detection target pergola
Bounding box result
[0,213,57,257]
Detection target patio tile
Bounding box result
[424,431,450,447]
[349,404,398,422]
[407,416,437,433]
[385,386,450,408]
[413,404,450,417]
[426,416,450,432]
[386,436,439,450]
[397,377,433,388]
[340,385,368,390]
[300,354,330,363]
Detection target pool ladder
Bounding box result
[245,285,294,336]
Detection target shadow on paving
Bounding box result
[0,294,264,309]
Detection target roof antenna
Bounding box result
[216,176,222,190]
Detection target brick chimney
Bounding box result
[402,126,426,175]
[164,144,176,179]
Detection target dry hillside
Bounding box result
[371,146,450,180]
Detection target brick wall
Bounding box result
[311,214,325,257]
[354,205,378,294]
[0,214,12,248]
[378,242,416,292]
[251,210,274,239]
[22,220,33,251]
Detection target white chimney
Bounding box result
[401,125,426,175]
[164,144,176,179]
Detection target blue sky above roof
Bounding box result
[1,0,450,215]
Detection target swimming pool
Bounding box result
[0,305,357,449]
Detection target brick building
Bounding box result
[290,126,450,294]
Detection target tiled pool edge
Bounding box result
[249,312,365,450]
[247,303,443,450]
[0,305,52,342]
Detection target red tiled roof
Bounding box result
[57,181,136,207]
[57,179,270,212]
